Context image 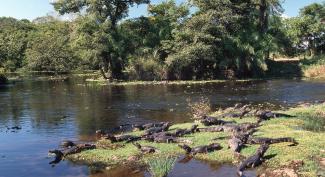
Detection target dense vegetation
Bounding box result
[0,1,324,80]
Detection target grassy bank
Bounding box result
[301,55,325,78]
[68,103,325,176]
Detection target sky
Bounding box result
[0,0,323,21]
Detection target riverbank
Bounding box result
[2,55,324,85]
[85,78,258,86]
[301,55,325,78]
[67,103,325,177]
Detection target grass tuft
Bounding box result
[292,108,325,132]
[146,156,177,177]
[187,96,211,120]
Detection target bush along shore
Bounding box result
[0,73,8,84]
[49,102,325,177]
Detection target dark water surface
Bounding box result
[1,78,325,177]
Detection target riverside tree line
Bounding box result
[0,0,324,80]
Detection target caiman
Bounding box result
[247,137,298,146]
[237,144,269,176]
[198,126,224,132]
[133,142,157,153]
[60,140,75,148]
[228,129,256,154]
[132,122,170,131]
[49,144,96,165]
[144,123,171,135]
[175,125,198,136]
[201,116,233,126]
[178,143,222,156]
[255,110,294,122]
[105,134,141,143]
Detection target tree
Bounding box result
[284,2,325,56]
[299,2,325,55]
[0,17,33,71]
[255,0,283,34]
[165,0,273,79]
[25,19,76,72]
[52,0,149,79]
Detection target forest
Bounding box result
[0,0,324,81]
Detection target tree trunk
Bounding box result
[100,52,112,81]
[259,0,268,34]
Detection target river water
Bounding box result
[1,77,325,177]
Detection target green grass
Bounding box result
[68,103,325,176]
[146,156,177,177]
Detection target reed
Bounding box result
[146,156,177,177]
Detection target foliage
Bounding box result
[52,0,150,79]
[0,17,33,71]
[25,19,76,72]
[146,156,177,177]
[125,57,166,81]
[0,73,8,84]
[187,97,211,120]
[0,1,323,80]
[284,2,325,56]
[164,0,284,79]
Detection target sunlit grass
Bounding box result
[69,104,325,177]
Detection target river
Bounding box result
[1,77,325,177]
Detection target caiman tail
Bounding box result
[132,142,142,149]
[178,144,192,154]
[271,137,298,145]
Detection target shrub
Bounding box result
[303,65,325,78]
[0,73,8,84]
[187,97,211,120]
[301,55,325,77]
[146,156,177,177]
[125,57,166,81]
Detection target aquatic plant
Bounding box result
[187,97,211,120]
[146,156,177,177]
